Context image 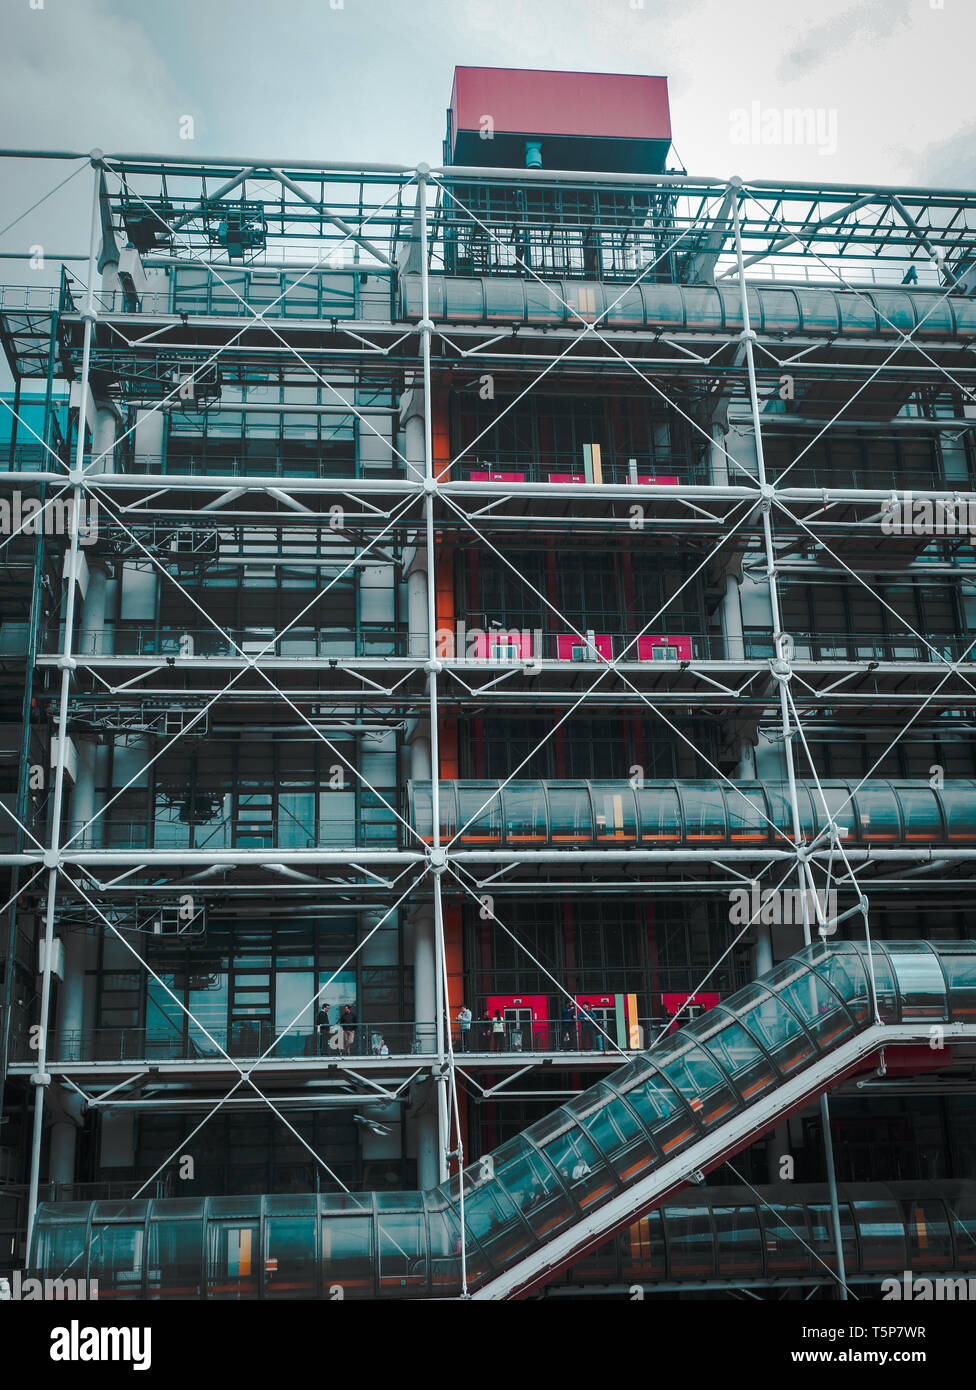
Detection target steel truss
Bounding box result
[1,148,975,1296]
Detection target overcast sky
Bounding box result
[1,0,975,280]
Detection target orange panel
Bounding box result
[433,383,451,480]
[440,722,459,778]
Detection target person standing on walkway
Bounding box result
[340,1003,357,1054]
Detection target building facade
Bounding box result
[2,67,976,1298]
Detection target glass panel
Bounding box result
[886,944,948,1020]
[636,786,681,842]
[146,1218,202,1298]
[207,1221,259,1298]
[937,782,976,841]
[663,1206,715,1277]
[321,1216,373,1297]
[894,784,943,842]
[34,1218,88,1280]
[947,1191,976,1268]
[713,1205,762,1275]
[456,784,501,844]
[589,782,636,843]
[620,1211,666,1283]
[502,782,548,843]
[620,1067,702,1158]
[494,1140,575,1242]
[851,1199,906,1273]
[936,945,976,1021]
[760,1203,812,1274]
[547,782,593,842]
[89,1222,144,1294]
[679,782,727,842]
[726,786,770,843]
[376,1211,426,1293]
[808,1202,857,1276]
[569,1083,658,1184]
[734,987,816,1077]
[690,1012,777,1102]
[656,1040,740,1127]
[853,784,902,842]
[807,946,872,1026]
[769,961,856,1051]
[265,1214,316,1297]
[538,1125,614,1211]
[425,1202,465,1295]
[903,1199,953,1270]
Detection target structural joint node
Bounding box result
[43,850,61,869]
[428,847,447,872]
[422,475,438,495]
[770,656,792,681]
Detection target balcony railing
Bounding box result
[17,1012,714,1064]
[57,816,399,851]
[452,453,704,487]
[57,627,406,659]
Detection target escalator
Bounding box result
[29,940,976,1299]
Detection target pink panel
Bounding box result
[637,634,692,662]
[662,991,720,1031]
[470,470,526,482]
[474,630,533,659]
[637,474,679,485]
[548,472,585,484]
[451,67,671,142]
[557,633,613,661]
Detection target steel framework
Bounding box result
[1,145,976,1296]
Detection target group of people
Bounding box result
[453,1002,606,1052]
[455,1005,511,1052]
[314,1001,358,1054]
[559,1000,604,1052]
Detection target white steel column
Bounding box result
[25,157,102,1251]
[416,166,450,1186]
[730,181,849,1300]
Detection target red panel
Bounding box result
[557,633,613,661]
[637,634,692,662]
[469,470,525,482]
[662,992,720,1032]
[474,630,533,659]
[451,67,671,142]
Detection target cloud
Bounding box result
[778,0,913,78]
[912,122,976,188]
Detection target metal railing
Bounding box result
[16,1012,715,1065]
[58,627,407,659]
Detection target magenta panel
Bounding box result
[557,633,613,661]
[637,635,693,662]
